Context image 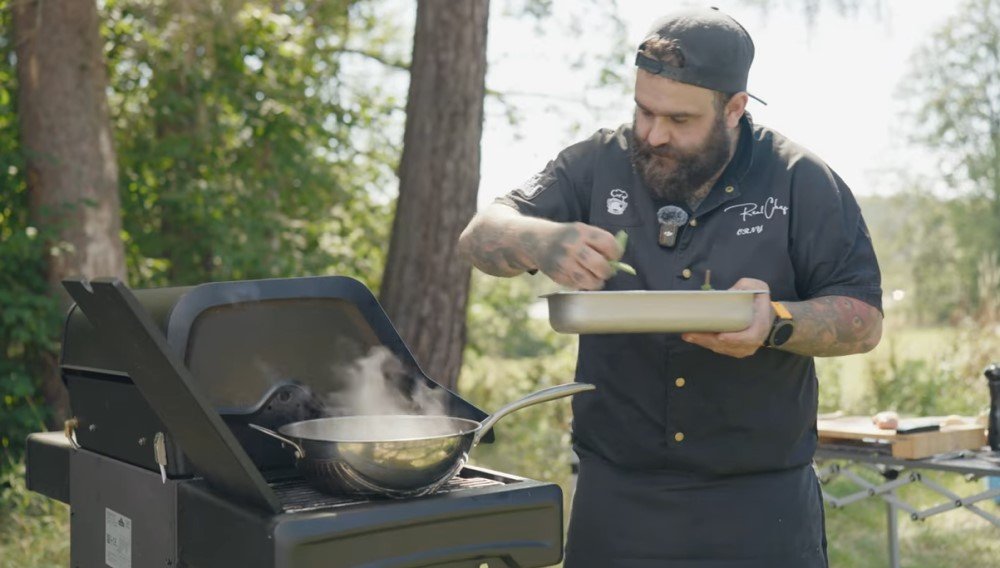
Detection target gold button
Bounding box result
[681,268,692,279]
[725,185,735,193]
[674,432,685,442]
[675,377,686,387]
[689,218,698,227]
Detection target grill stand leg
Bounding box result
[886,489,900,568]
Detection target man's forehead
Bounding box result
[634,72,715,115]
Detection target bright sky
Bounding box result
[479,0,964,208]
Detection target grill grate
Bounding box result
[274,474,506,513]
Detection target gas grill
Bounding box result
[24,276,564,567]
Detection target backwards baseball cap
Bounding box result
[635,7,766,105]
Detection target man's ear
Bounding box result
[725,93,749,128]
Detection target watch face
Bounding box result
[772,321,794,346]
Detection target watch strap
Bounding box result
[771,301,792,320]
[764,301,794,348]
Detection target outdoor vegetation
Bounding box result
[2,0,999,566]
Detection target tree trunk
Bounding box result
[380,0,489,391]
[14,0,127,424]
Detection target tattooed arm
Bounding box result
[682,278,882,358]
[458,203,622,290]
[780,295,882,357]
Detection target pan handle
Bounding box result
[248,424,305,458]
[472,382,596,446]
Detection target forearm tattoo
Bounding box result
[461,223,537,276]
[462,227,535,276]
[461,216,589,284]
[782,296,883,357]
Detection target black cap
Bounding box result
[636,7,766,105]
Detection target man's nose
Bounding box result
[646,119,671,147]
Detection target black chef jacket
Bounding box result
[497,114,881,566]
[498,114,882,476]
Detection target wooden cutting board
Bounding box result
[817,415,987,459]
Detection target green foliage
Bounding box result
[859,186,994,325]
[903,0,1000,201]
[863,311,999,417]
[0,461,70,566]
[737,0,883,22]
[464,272,571,359]
[0,0,61,469]
[899,0,1000,317]
[103,0,404,289]
[815,357,844,413]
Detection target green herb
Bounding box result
[611,230,637,276]
[701,269,713,291]
[610,260,637,275]
[615,229,629,252]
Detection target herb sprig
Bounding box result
[610,230,637,276]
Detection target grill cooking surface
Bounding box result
[274,475,506,513]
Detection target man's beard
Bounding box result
[630,112,733,203]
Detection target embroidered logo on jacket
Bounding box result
[724,197,788,236]
[606,189,629,215]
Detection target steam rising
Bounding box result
[326,346,450,419]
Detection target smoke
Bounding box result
[325,346,450,417]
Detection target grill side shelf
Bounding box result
[63,277,281,514]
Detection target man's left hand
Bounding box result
[681,278,772,358]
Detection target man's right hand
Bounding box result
[528,222,622,290]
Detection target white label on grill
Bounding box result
[105,508,132,568]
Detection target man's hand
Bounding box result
[529,222,622,290]
[459,205,623,290]
[681,278,772,358]
[679,278,884,358]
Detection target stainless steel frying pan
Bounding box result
[250,382,595,497]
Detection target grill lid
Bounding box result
[63,278,282,513]
[61,276,487,424]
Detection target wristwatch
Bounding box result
[763,301,794,348]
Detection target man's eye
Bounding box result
[638,108,653,118]
[671,116,688,124]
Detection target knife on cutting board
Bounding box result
[894,418,942,435]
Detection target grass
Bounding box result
[0,462,70,567]
[823,470,1000,567]
[820,324,957,412]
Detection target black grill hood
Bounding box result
[62,275,487,421]
[60,277,492,512]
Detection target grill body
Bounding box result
[24,276,565,567]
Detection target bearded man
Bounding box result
[458,7,882,567]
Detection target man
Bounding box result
[459,7,882,568]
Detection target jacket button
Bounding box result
[675,377,686,387]
[725,185,735,193]
[689,219,698,227]
[674,432,685,442]
[681,268,692,279]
